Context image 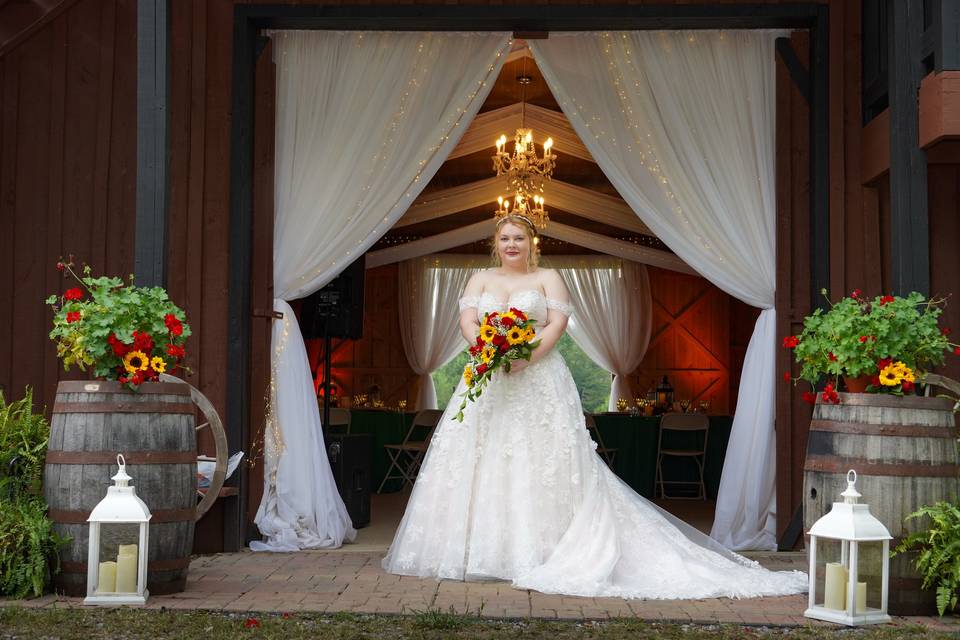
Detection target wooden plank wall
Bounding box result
[0,0,136,412]
[929,158,960,382]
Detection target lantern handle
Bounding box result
[117,454,126,470]
[847,469,857,485]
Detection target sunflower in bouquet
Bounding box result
[455,307,540,422]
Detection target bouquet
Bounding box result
[46,258,191,388]
[454,307,539,422]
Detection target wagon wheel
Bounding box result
[159,373,229,521]
[923,373,960,397]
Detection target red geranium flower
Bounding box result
[879,295,895,306]
[130,371,145,386]
[244,618,260,629]
[877,357,893,370]
[64,288,83,301]
[828,352,837,362]
[166,344,185,358]
[850,289,862,299]
[66,311,81,323]
[56,261,65,272]
[858,335,870,343]
[901,380,915,394]
[132,330,154,353]
[871,375,881,387]
[782,336,799,349]
[954,347,960,356]
[942,327,951,336]
[165,313,184,337]
[802,391,817,405]
[821,382,840,405]
[783,372,791,382]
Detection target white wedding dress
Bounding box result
[382,289,807,599]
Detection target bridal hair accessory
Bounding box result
[456,308,541,422]
[496,213,538,235]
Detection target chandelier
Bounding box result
[492,66,557,229]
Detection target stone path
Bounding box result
[5,550,958,633]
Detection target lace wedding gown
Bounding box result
[382,289,806,599]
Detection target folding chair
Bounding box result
[322,407,352,435]
[377,409,443,493]
[584,413,617,469]
[656,412,709,500]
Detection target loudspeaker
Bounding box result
[299,255,366,340]
[326,433,372,529]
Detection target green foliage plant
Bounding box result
[46,258,191,389]
[0,388,49,499]
[893,501,960,616]
[786,289,955,395]
[0,389,66,599]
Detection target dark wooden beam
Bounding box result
[776,37,810,104]
[810,4,830,309]
[135,0,170,288]
[888,0,930,296]
[933,0,960,72]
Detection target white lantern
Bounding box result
[804,470,891,626]
[84,455,151,605]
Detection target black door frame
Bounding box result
[225,3,829,550]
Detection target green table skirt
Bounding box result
[591,414,733,499]
[348,409,732,498]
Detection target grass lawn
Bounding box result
[0,607,954,640]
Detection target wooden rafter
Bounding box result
[448,102,592,162]
[396,177,651,236]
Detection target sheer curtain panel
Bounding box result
[252,31,510,551]
[532,31,781,550]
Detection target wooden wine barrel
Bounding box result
[803,392,959,615]
[44,380,197,596]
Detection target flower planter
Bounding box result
[842,375,871,393]
[802,392,959,615]
[44,380,197,596]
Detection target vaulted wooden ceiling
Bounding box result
[374,43,682,270]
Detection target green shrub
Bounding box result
[0,389,66,599]
[893,501,960,616]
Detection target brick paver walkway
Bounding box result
[6,550,958,633]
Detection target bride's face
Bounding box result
[496,223,531,267]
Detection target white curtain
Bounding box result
[532,31,780,550]
[544,257,652,411]
[253,31,510,551]
[398,256,485,409]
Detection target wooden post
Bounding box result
[888,0,929,296]
[135,0,170,288]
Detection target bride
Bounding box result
[382,214,806,600]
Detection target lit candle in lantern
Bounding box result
[824,562,847,610]
[97,561,117,593]
[116,544,139,593]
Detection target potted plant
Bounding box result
[46,258,191,386]
[784,289,957,400]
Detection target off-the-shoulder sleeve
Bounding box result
[545,298,574,318]
[458,296,480,313]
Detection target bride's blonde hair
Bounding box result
[491,214,540,268]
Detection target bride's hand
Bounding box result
[509,359,530,374]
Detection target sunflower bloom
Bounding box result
[150,356,167,373]
[479,325,496,343]
[462,365,474,386]
[892,361,915,383]
[878,364,902,387]
[123,350,150,373]
[506,327,525,345]
[480,346,496,364]
[524,327,536,342]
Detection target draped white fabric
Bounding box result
[531,31,780,550]
[398,257,484,409]
[254,31,510,551]
[543,257,652,411]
